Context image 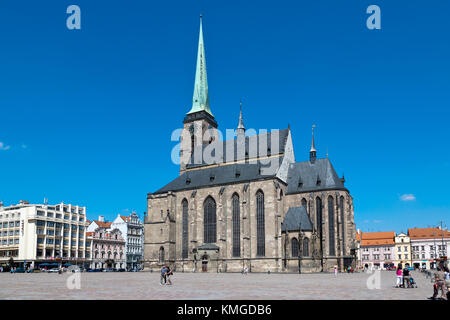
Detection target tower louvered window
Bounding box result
[203,196,216,243]
[182,199,189,259]
[328,196,336,256]
[232,194,240,257]
[256,190,265,256]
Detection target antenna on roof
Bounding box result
[44,198,48,205]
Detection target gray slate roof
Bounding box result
[186,129,290,169]
[281,206,313,232]
[285,158,346,195]
[153,160,282,195]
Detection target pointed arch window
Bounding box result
[301,198,307,213]
[232,194,240,257]
[340,196,345,256]
[182,199,189,259]
[159,246,165,264]
[291,238,299,257]
[316,197,323,254]
[303,238,310,257]
[203,196,216,243]
[328,196,336,256]
[256,190,265,256]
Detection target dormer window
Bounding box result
[186,178,191,185]
[235,170,241,178]
[316,176,321,186]
[210,175,215,182]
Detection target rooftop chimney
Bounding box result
[19,200,30,205]
[98,215,105,222]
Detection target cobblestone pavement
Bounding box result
[0,270,435,300]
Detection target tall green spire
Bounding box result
[187,15,213,116]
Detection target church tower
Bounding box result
[180,15,219,175]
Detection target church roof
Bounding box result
[153,161,282,195]
[186,128,290,169]
[281,206,313,232]
[285,158,346,194]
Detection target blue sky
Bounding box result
[0,0,449,232]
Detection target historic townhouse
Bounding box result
[144,17,357,273]
[359,232,395,270]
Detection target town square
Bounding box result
[0,1,449,304]
[0,271,438,300]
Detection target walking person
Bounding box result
[402,266,411,288]
[165,266,173,285]
[160,265,167,285]
[334,266,338,276]
[431,267,447,300]
[395,266,403,288]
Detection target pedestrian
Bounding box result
[431,266,447,300]
[166,266,173,285]
[402,266,411,288]
[160,265,167,285]
[243,266,248,275]
[395,266,403,288]
[334,266,338,276]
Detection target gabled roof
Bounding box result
[360,231,395,246]
[408,227,450,240]
[120,215,130,222]
[93,221,111,229]
[153,161,282,195]
[186,129,290,169]
[281,206,313,232]
[286,158,346,194]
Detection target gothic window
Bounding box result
[340,196,345,256]
[315,197,322,236]
[182,199,189,259]
[303,238,310,257]
[203,196,216,243]
[232,193,240,257]
[159,246,165,264]
[256,190,265,256]
[291,238,299,257]
[301,198,307,212]
[328,196,336,256]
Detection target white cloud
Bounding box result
[0,142,10,151]
[400,194,416,201]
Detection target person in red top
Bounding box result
[395,265,403,288]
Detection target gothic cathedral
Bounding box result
[143,17,357,273]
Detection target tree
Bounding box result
[8,257,14,268]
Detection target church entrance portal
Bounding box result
[202,254,208,272]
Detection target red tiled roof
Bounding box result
[120,215,130,222]
[408,227,450,240]
[360,231,395,246]
[93,221,112,228]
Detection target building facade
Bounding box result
[394,232,412,268]
[0,201,89,269]
[144,17,357,273]
[86,226,125,269]
[409,227,450,269]
[359,232,395,270]
[111,212,144,270]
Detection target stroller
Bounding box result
[409,276,418,288]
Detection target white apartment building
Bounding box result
[0,201,90,269]
[409,227,450,270]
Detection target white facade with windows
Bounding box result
[0,201,89,269]
[111,212,144,270]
